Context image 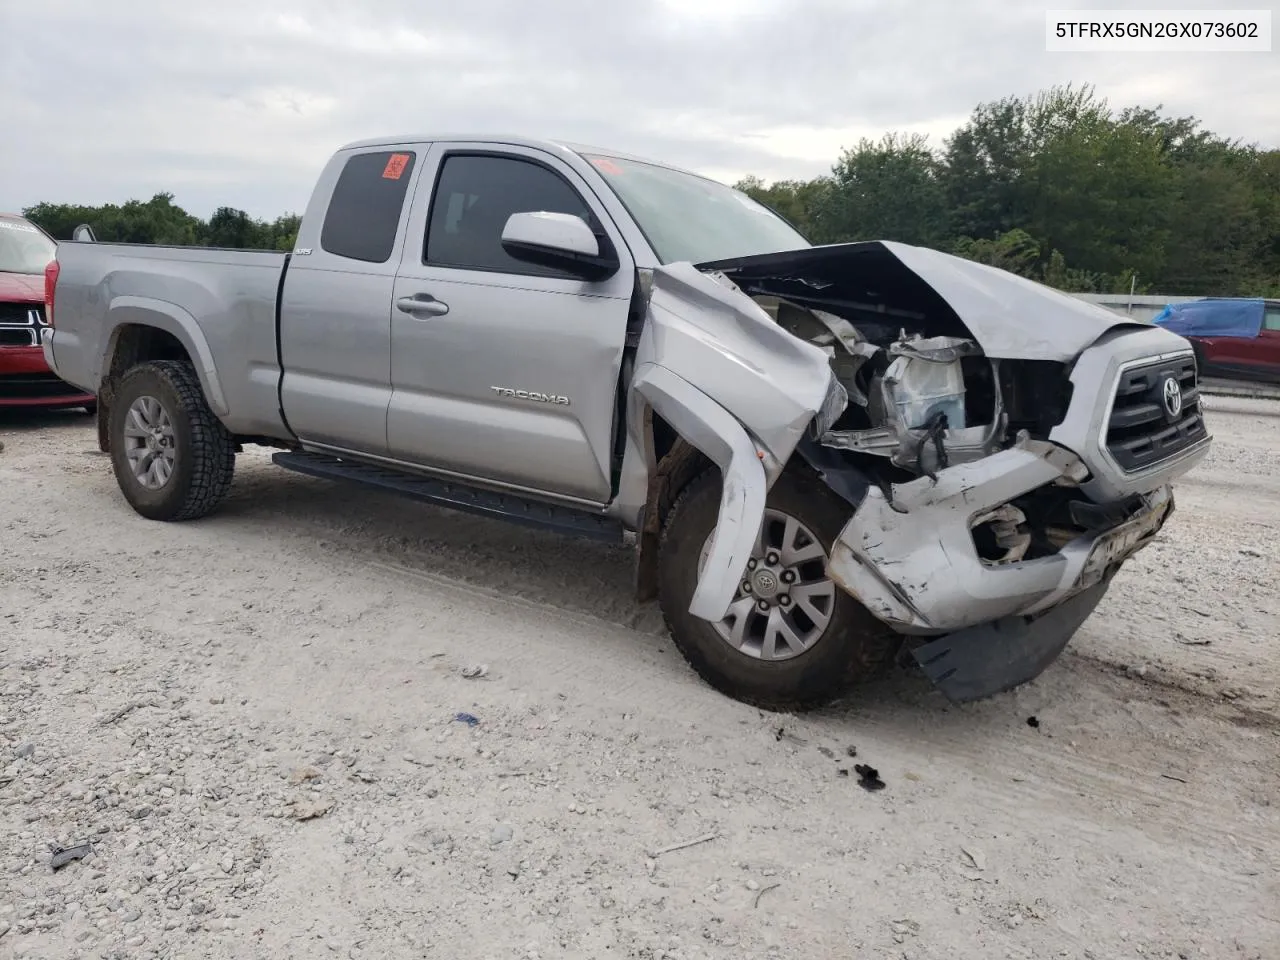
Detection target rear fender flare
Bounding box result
[101,296,229,417]
[632,362,766,622]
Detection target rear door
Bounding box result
[278,145,423,455]
[387,145,635,504]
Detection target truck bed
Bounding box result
[48,241,291,438]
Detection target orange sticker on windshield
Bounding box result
[590,157,623,175]
[382,153,410,180]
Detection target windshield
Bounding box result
[582,154,809,265]
[0,218,57,275]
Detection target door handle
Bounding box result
[396,294,450,318]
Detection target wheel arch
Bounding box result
[633,411,714,604]
[97,301,227,452]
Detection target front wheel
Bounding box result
[657,467,900,711]
[108,360,236,521]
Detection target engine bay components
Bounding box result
[756,293,1010,478]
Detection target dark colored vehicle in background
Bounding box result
[1154,297,1280,385]
[0,213,96,412]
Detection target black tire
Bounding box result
[108,360,236,521]
[82,402,97,416]
[657,467,900,712]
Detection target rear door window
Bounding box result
[320,151,417,263]
[1264,307,1280,331]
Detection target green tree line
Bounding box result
[21,84,1280,296]
[735,85,1279,296]
[24,194,301,252]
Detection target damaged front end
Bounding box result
[669,241,1193,702]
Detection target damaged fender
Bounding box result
[639,263,836,462]
[631,363,766,622]
[625,262,840,622]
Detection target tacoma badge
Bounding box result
[490,386,571,406]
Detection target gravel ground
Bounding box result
[1,396,1278,960]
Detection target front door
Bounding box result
[388,145,635,504]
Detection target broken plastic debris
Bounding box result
[461,665,489,679]
[854,764,885,791]
[454,712,481,727]
[50,843,94,872]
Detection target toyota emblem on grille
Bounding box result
[1162,376,1183,420]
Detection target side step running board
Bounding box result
[272,451,625,543]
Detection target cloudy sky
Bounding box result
[3,0,1277,219]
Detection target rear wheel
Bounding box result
[657,467,900,711]
[108,360,236,521]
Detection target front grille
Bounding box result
[1105,354,1206,472]
[0,302,45,347]
[0,371,83,400]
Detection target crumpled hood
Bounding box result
[0,271,44,303]
[699,240,1149,362]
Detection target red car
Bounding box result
[1154,297,1280,385]
[1192,300,1280,384]
[0,213,96,412]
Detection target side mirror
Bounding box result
[501,211,619,281]
[72,224,96,242]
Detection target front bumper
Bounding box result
[827,435,1173,635]
[0,345,96,408]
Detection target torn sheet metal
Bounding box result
[830,435,1173,634]
[827,436,1103,633]
[631,362,767,622]
[638,262,839,467]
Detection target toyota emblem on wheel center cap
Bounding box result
[1161,376,1183,420]
[751,569,780,598]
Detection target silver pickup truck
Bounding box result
[41,135,1211,710]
